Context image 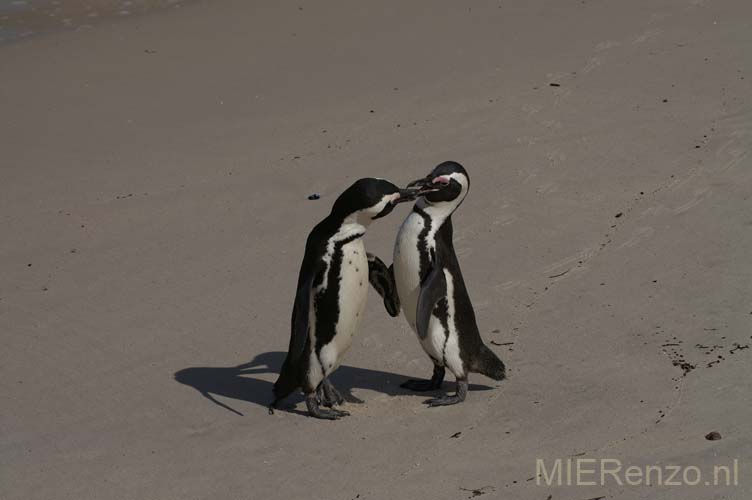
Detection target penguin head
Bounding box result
[331,178,416,225]
[406,161,470,208]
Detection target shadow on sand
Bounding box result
[174,351,493,416]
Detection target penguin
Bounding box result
[270,178,415,419]
[387,161,506,406]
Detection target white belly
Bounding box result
[317,238,369,376]
[393,213,464,375]
[393,212,425,330]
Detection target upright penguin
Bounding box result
[271,178,415,419]
[390,161,506,406]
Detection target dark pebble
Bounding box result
[615,212,623,218]
[307,193,321,200]
[549,83,560,87]
[705,431,722,441]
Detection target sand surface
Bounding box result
[1,1,751,499]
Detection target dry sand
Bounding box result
[1,1,751,499]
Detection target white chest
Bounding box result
[393,212,429,328]
[316,238,368,375]
[337,238,369,334]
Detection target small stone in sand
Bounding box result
[705,431,722,441]
[307,193,321,201]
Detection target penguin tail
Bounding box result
[472,344,507,381]
[271,357,300,411]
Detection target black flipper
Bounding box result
[289,278,314,364]
[367,253,400,317]
[416,251,447,340]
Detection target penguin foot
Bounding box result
[320,379,345,407]
[400,365,445,392]
[425,395,463,406]
[306,394,350,420]
[425,379,468,407]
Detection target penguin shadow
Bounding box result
[174,351,493,416]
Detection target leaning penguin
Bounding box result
[372,161,506,406]
[270,178,416,419]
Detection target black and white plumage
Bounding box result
[389,161,506,406]
[271,178,414,419]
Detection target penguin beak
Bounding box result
[393,189,419,204]
[405,174,451,196]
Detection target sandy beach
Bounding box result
[2,1,751,499]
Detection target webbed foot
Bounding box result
[425,379,468,407]
[320,379,345,407]
[306,393,350,419]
